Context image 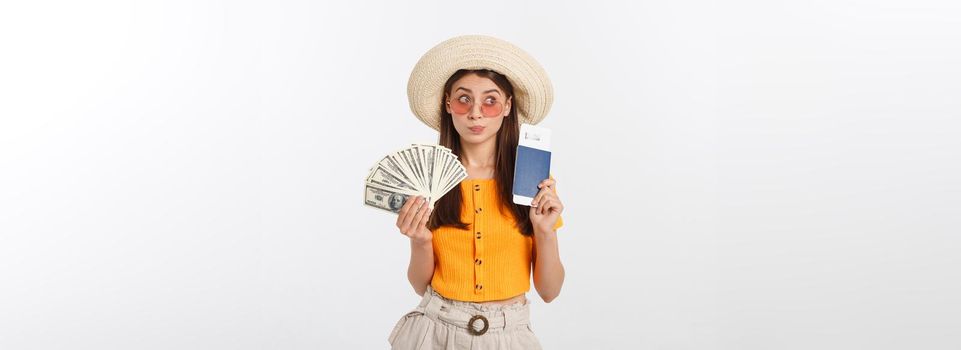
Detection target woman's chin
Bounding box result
[459,133,492,145]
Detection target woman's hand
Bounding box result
[529,178,564,234]
[396,195,433,245]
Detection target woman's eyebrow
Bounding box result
[454,87,501,95]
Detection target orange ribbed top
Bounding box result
[429,178,563,302]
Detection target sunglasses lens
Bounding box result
[481,103,503,118]
[450,98,471,115]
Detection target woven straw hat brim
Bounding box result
[407,35,553,131]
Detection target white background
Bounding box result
[2,0,960,349]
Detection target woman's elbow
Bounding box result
[411,282,429,296]
[539,290,561,303]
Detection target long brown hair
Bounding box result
[426,69,534,236]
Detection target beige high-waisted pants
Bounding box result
[388,286,543,349]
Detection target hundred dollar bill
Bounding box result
[403,148,425,191]
[387,152,419,190]
[422,145,435,195]
[366,165,419,194]
[379,154,417,188]
[364,185,415,214]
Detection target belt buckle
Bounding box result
[467,315,489,336]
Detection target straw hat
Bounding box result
[407,35,554,131]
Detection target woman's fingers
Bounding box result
[397,196,418,226]
[532,178,557,208]
[537,178,556,190]
[403,197,427,233]
[397,196,422,234]
[396,195,415,229]
[417,204,432,232]
[534,193,542,214]
[412,200,430,230]
[541,199,562,215]
[534,191,557,213]
[531,187,548,208]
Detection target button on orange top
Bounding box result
[430,178,564,302]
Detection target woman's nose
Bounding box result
[469,104,484,119]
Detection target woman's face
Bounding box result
[445,74,512,146]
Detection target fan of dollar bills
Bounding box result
[364,144,467,214]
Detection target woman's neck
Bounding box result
[460,138,497,168]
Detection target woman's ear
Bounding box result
[444,93,451,114]
[504,96,512,117]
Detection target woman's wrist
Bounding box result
[411,236,432,248]
[533,226,557,239]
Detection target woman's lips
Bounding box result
[468,126,485,134]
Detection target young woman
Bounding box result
[387,35,566,350]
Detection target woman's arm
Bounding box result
[396,195,435,296]
[529,178,566,302]
[408,240,434,296]
[532,228,565,303]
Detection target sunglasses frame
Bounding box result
[445,94,508,118]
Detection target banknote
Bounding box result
[364,185,412,213]
[364,144,467,214]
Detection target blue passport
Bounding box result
[512,124,552,206]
